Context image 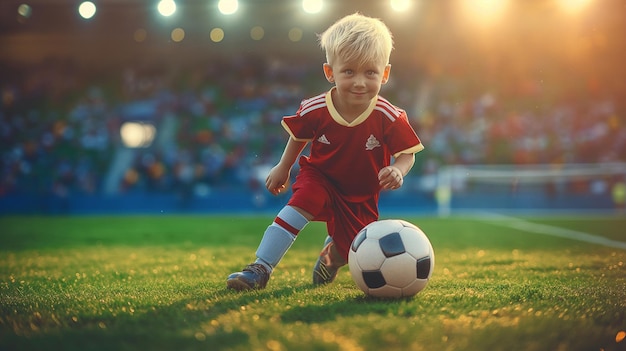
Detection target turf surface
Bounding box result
[1,214,625,351]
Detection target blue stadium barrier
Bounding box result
[0,189,616,216]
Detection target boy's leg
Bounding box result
[312,235,347,285]
[227,206,308,290]
[312,197,378,285]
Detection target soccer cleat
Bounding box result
[312,236,345,285]
[226,263,271,291]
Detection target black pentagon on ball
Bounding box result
[378,232,405,257]
[416,257,431,279]
[362,270,386,289]
[351,229,367,252]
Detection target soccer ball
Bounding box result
[348,219,434,298]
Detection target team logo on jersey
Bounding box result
[365,134,381,150]
[317,134,331,145]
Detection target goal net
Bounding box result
[433,162,626,216]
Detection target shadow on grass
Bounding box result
[1,283,329,351]
[280,289,419,324]
[3,280,625,351]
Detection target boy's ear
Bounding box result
[381,64,392,84]
[323,63,334,83]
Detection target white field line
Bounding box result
[477,213,626,250]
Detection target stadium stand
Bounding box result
[1,54,623,214]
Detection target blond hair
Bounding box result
[319,13,394,67]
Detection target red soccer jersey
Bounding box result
[282,88,424,202]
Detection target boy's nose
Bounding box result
[353,75,366,86]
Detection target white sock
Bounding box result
[255,206,309,271]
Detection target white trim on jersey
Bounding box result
[301,92,325,105]
[374,97,402,122]
[301,101,327,116]
[300,94,326,114]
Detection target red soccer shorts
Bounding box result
[287,163,379,259]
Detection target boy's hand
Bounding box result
[378,166,403,190]
[266,164,291,195]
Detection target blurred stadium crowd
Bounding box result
[1,54,625,200]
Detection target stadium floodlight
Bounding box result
[302,0,323,14]
[157,0,176,17]
[390,0,411,12]
[218,0,238,15]
[557,0,592,15]
[210,28,225,42]
[288,27,303,42]
[78,1,96,19]
[458,0,508,27]
[171,28,185,42]
[250,26,265,41]
[17,4,32,18]
[133,28,147,43]
[120,122,156,148]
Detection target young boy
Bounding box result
[226,13,424,290]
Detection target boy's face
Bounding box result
[323,58,391,112]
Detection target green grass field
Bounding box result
[1,214,625,351]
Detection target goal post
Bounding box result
[434,162,626,216]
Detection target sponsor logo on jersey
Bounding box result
[317,134,331,145]
[365,134,381,150]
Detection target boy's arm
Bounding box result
[278,137,308,168]
[378,153,415,190]
[391,152,416,176]
[266,137,308,195]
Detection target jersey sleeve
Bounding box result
[281,97,323,142]
[281,114,315,142]
[385,110,424,158]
